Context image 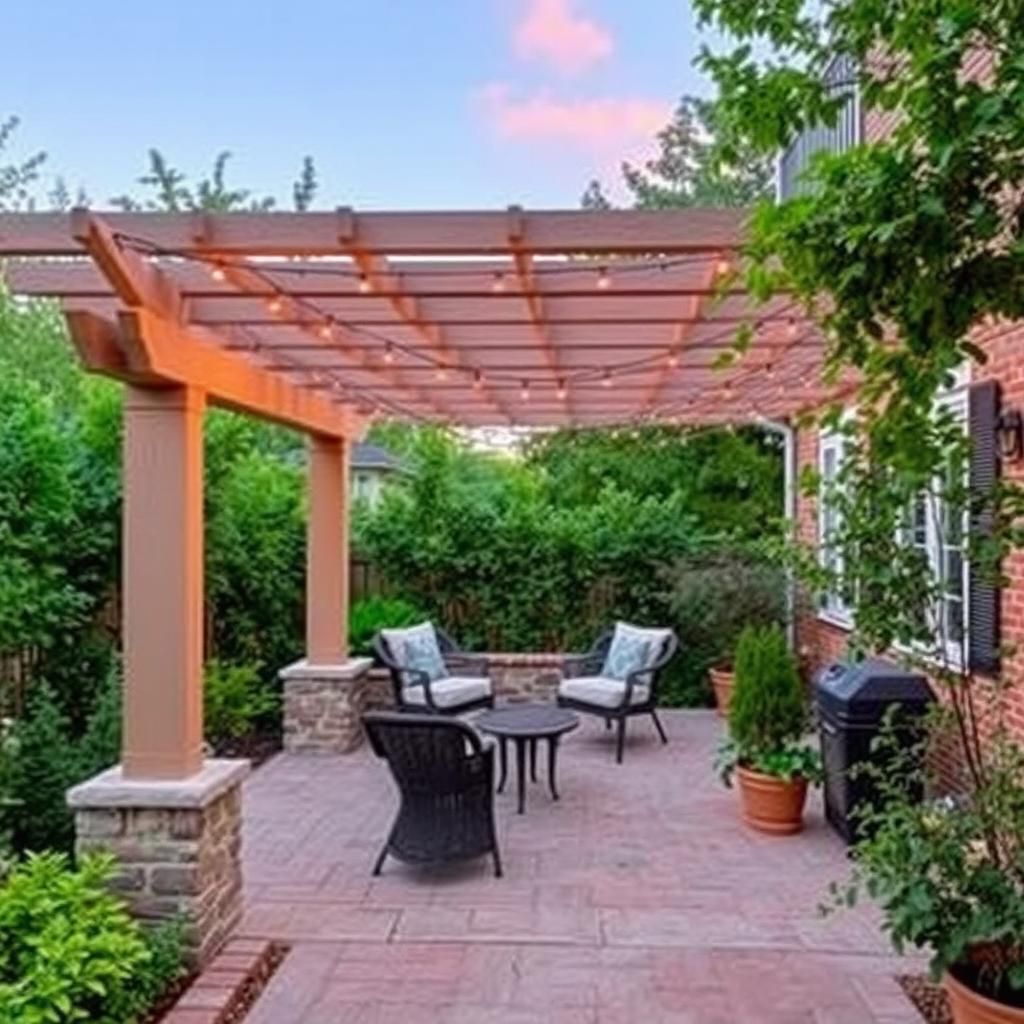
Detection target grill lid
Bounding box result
[815,658,933,725]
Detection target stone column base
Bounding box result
[280,657,374,754]
[67,759,249,967]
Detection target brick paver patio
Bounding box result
[237,711,921,1023]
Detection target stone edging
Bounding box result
[159,937,285,1024]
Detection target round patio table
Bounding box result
[475,704,579,814]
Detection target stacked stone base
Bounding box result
[68,759,248,967]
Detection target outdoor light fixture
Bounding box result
[997,409,1024,462]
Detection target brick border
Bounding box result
[160,938,287,1024]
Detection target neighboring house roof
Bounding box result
[351,442,405,473]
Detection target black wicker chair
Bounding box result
[363,711,503,877]
[557,627,678,763]
[373,625,495,714]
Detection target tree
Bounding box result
[0,116,46,211]
[581,95,774,209]
[111,149,319,211]
[694,0,1024,995]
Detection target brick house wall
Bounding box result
[792,54,1024,755]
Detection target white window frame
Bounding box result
[905,385,970,668]
[818,423,854,629]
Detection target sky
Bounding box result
[3,1,717,211]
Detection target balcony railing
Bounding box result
[777,53,861,200]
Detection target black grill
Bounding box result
[816,659,933,843]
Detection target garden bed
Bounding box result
[159,938,289,1024]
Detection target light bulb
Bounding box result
[435,365,448,382]
[556,379,567,401]
[266,295,283,315]
[383,342,395,364]
[787,317,799,341]
[667,351,680,369]
[716,257,731,277]
[472,370,484,391]
[602,369,613,388]
[358,273,372,294]
[210,263,226,282]
[520,379,531,402]
[492,272,506,293]
[596,267,611,290]
[319,320,334,341]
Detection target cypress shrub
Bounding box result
[727,625,805,756]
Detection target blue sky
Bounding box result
[4,1,716,210]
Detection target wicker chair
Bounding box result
[373,624,495,714]
[363,711,503,877]
[557,626,678,763]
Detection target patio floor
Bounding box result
[237,710,922,1024]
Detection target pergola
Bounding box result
[0,208,834,786]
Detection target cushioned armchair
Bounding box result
[363,711,503,877]
[373,622,495,714]
[557,622,678,763]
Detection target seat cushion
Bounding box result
[558,675,651,709]
[602,622,673,679]
[382,622,446,681]
[404,676,493,710]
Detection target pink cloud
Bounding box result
[513,0,613,76]
[476,83,671,156]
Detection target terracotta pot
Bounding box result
[735,765,808,835]
[709,667,734,718]
[945,970,1024,1024]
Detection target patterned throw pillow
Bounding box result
[603,628,651,681]
[602,622,673,679]
[382,623,447,683]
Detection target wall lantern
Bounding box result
[997,409,1024,462]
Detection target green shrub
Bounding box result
[349,596,426,657]
[719,625,819,783]
[204,660,278,749]
[0,852,185,1024]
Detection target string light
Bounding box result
[556,378,568,401]
[319,319,334,341]
[435,365,448,382]
[473,369,484,391]
[667,351,680,369]
[520,379,531,402]
[358,273,373,294]
[492,272,506,293]
[602,368,613,388]
[383,341,395,364]
[266,295,283,315]
[787,316,799,341]
[765,362,776,380]
[596,267,612,290]
[715,257,731,277]
[210,262,226,283]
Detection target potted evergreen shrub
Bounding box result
[718,625,821,834]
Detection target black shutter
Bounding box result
[968,380,1001,675]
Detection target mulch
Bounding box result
[898,975,952,1024]
[220,941,289,1024]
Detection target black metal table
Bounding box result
[475,704,579,814]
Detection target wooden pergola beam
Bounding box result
[508,206,571,416]
[0,209,747,257]
[336,209,514,423]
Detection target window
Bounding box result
[818,427,852,625]
[903,392,969,663]
[777,53,862,201]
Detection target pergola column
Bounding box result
[68,382,248,966]
[122,384,206,778]
[281,434,373,754]
[307,434,350,664]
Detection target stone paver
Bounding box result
[238,711,921,1023]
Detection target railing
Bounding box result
[777,53,861,200]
